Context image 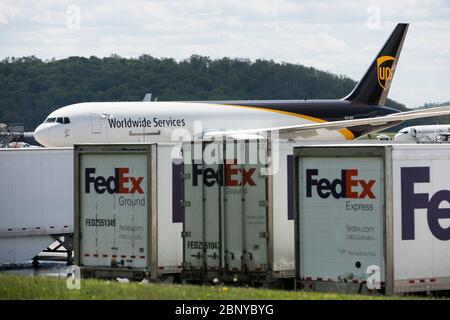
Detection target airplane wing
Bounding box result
[203,106,450,139]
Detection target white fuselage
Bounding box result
[34,102,351,147]
[394,125,450,142]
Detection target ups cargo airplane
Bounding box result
[33,23,450,147]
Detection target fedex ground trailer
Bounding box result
[181,140,296,285]
[73,144,183,280]
[294,144,450,294]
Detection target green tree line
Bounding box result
[0,54,408,131]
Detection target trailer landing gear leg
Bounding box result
[32,256,39,268]
[66,251,73,266]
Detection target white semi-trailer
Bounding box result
[73,144,183,280]
[0,148,73,264]
[295,144,450,294]
[181,140,296,285]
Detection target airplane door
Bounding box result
[90,114,102,134]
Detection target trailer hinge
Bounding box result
[181,201,191,207]
[259,200,269,207]
[181,173,191,180]
[181,231,191,238]
[191,252,202,259]
[207,252,219,259]
[259,231,269,238]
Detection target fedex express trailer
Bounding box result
[294,144,450,294]
[181,140,296,285]
[73,144,183,280]
[0,148,73,264]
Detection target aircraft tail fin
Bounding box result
[344,23,409,106]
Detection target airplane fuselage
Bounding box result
[34,100,399,147]
[394,124,450,142]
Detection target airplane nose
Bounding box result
[34,124,50,147]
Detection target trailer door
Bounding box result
[79,153,149,269]
[183,142,222,271]
[182,143,203,271]
[222,140,269,272]
[241,140,268,272]
[202,142,222,271]
[298,156,385,283]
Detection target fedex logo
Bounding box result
[85,168,144,194]
[401,167,450,241]
[306,169,376,199]
[193,160,256,187]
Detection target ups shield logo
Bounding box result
[377,56,395,90]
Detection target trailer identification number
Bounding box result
[187,241,220,250]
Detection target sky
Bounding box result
[0,0,449,108]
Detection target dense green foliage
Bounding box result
[0,55,407,131]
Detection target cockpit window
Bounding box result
[399,130,407,134]
[47,117,70,124]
